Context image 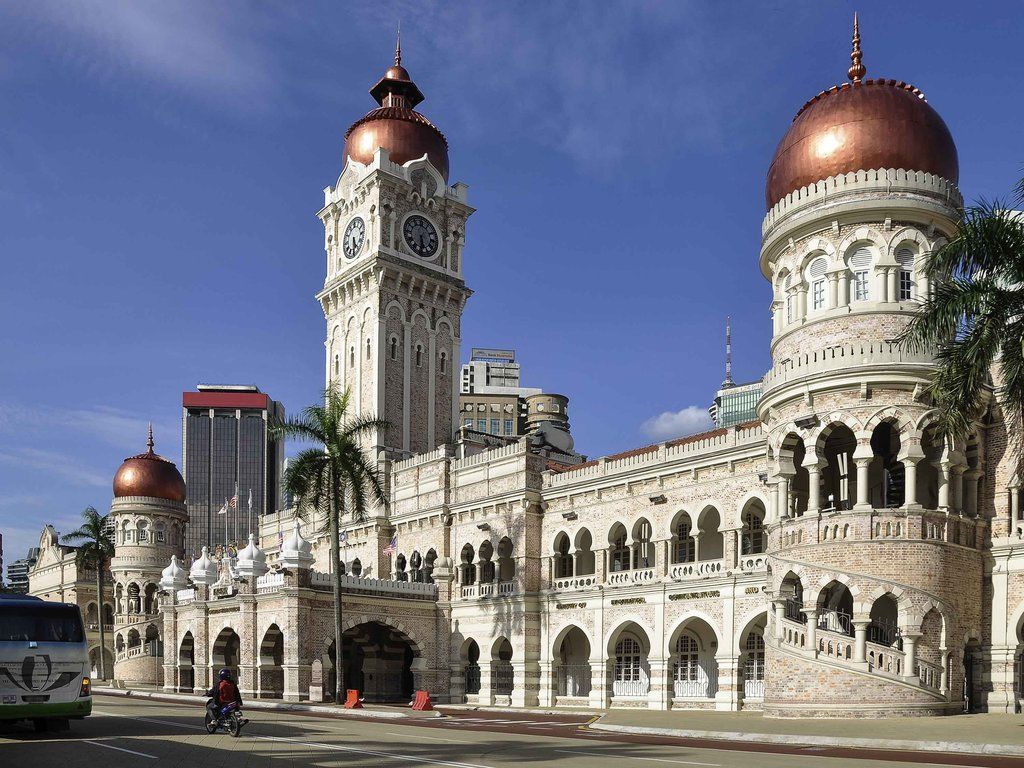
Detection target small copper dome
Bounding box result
[765,17,958,209]
[343,38,449,182]
[112,427,186,503]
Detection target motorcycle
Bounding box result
[204,699,248,737]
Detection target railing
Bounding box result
[917,659,942,691]
[817,632,853,661]
[784,600,806,623]
[817,610,853,637]
[673,667,718,698]
[87,623,114,632]
[867,645,904,677]
[492,662,514,696]
[608,567,656,586]
[669,559,724,581]
[309,572,437,601]
[556,663,592,697]
[461,584,478,599]
[464,663,481,695]
[176,588,196,604]
[553,574,598,590]
[739,555,768,573]
[779,616,807,649]
[743,678,765,699]
[763,341,936,393]
[256,572,284,594]
[497,581,515,595]
[867,619,902,648]
[612,669,650,697]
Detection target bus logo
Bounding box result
[0,655,77,693]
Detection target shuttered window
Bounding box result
[848,246,873,301]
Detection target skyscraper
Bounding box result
[182,384,285,558]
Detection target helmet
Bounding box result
[219,668,231,681]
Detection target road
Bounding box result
[2,696,1022,768]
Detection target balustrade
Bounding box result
[553,574,598,590]
[607,567,656,586]
[669,559,724,581]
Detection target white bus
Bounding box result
[0,595,92,730]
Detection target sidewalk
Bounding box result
[593,708,1024,757]
[93,685,442,720]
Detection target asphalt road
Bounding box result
[1,696,1022,768]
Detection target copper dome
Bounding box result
[765,17,958,209]
[343,40,449,182]
[112,428,186,503]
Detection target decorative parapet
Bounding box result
[256,571,284,594]
[452,439,529,471]
[308,571,437,601]
[761,169,962,241]
[393,445,453,473]
[762,340,935,394]
[175,588,196,605]
[544,422,763,488]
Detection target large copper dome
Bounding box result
[112,428,186,503]
[765,18,958,209]
[343,42,449,182]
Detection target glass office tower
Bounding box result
[182,385,284,559]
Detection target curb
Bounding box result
[588,722,1024,757]
[94,688,442,720]
[438,704,599,716]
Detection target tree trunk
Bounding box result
[96,563,107,680]
[330,470,345,705]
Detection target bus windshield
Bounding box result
[0,604,84,643]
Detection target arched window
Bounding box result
[808,257,828,311]
[424,549,437,583]
[609,525,629,572]
[674,633,699,684]
[744,630,765,686]
[137,520,149,543]
[848,246,873,302]
[350,558,362,577]
[439,351,447,375]
[783,273,794,324]
[389,337,398,361]
[741,504,766,555]
[554,533,573,579]
[409,550,422,582]
[395,553,407,581]
[613,633,649,696]
[674,514,695,563]
[415,345,423,367]
[365,337,372,360]
[334,354,340,378]
[896,246,915,301]
[155,521,165,544]
[349,347,355,368]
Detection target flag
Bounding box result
[217,500,227,515]
[382,535,397,555]
[229,490,238,509]
[339,531,349,546]
[247,489,253,513]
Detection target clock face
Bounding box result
[403,215,439,258]
[343,217,365,259]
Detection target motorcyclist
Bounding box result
[206,668,242,722]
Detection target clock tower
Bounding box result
[317,40,473,457]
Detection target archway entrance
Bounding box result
[179,632,195,692]
[342,622,418,703]
[212,627,241,681]
[89,645,114,680]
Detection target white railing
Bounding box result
[497,581,515,595]
[607,567,656,586]
[779,617,807,649]
[743,678,765,698]
[87,623,114,632]
[673,668,718,699]
[452,439,527,470]
[461,584,478,599]
[556,664,592,697]
[739,555,767,573]
[763,341,936,393]
[176,588,196,604]
[867,644,904,677]
[479,582,495,597]
[917,659,942,690]
[460,581,516,599]
[553,574,598,590]
[817,632,854,661]
[256,571,284,594]
[613,671,650,697]
[309,571,437,600]
[669,559,725,581]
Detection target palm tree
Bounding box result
[899,179,1024,443]
[62,506,115,680]
[276,386,388,704]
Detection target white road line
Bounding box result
[385,730,457,742]
[84,739,159,759]
[258,734,493,768]
[554,749,720,766]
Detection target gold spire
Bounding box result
[395,22,402,66]
[848,12,866,83]
[147,422,154,453]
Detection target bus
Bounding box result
[0,595,92,731]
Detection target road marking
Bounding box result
[258,734,493,767]
[84,740,159,759]
[386,730,457,742]
[554,749,720,766]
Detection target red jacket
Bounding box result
[215,679,241,705]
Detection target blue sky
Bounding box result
[1,1,1021,576]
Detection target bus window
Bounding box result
[0,605,84,643]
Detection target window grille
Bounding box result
[849,246,873,301]
[812,279,826,310]
[613,635,650,696]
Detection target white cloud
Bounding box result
[0,447,109,488]
[641,405,713,441]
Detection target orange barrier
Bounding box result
[411,690,433,711]
[342,689,363,709]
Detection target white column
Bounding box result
[838,272,849,307]
[853,621,870,664]
[778,476,791,519]
[854,458,872,510]
[806,464,821,514]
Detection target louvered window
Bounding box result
[848,246,872,301]
[808,258,828,311]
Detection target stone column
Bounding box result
[838,272,849,307]
[511,659,539,707]
[538,659,554,707]
[902,457,919,508]
[853,621,871,664]
[940,649,950,697]
[647,656,670,710]
[1010,484,1021,525]
[963,469,980,516]
[854,458,872,511]
[797,286,807,320]
[778,476,791,519]
[827,273,839,309]
[767,481,779,524]
[938,461,951,510]
[589,659,609,709]
[805,462,822,515]
[804,610,818,655]
[714,655,741,711]
[886,267,897,303]
[773,600,786,641]
[902,632,921,682]
[950,465,965,514]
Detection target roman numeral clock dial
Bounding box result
[343,217,365,259]
[403,214,439,258]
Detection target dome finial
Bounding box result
[848,12,866,83]
[147,422,155,453]
[395,22,402,67]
